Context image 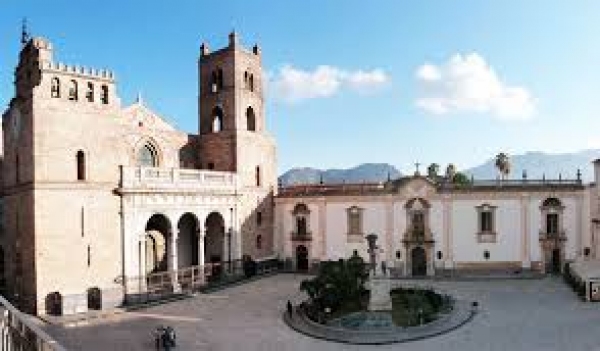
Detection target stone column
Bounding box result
[170,230,181,292]
[576,195,583,258]
[139,234,147,293]
[198,226,205,284]
[442,196,453,269]
[318,198,327,260]
[385,196,394,263]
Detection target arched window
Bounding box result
[256,235,262,250]
[212,106,223,133]
[217,69,224,90]
[255,166,261,187]
[86,82,94,102]
[210,71,218,93]
[51,77,60,98]
[137,143,158,167]
[249,74,254,92]
[542,198,563,236]
[76,150,86,180]
[68,80,78,101]
[296,217,307,235]
[101,85,109,104]
[246,107,256,131]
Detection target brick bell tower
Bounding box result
[198,32,277,258]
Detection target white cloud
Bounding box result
[415,53,536,119]
[269,65,390,103]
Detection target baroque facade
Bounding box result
[0,32,276,315]
[276,172,600,276]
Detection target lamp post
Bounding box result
[228,207,233,273]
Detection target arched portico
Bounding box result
[177,213,200,268]
[143,213,172,274]
[205,212,226,264]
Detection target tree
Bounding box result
[452,172,471,186]
[427,163,440,180]
[495,152,511,180]
[445,164,456,181]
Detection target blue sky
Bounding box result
[2,1,600,174]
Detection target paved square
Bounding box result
[45,275,600,350]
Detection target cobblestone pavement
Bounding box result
[46,275,600,351]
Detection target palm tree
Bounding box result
[427,163,440,180]
[495,153,511,180]
[445,164,456,181]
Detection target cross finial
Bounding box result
[21,18,30,46]
[135,91,143,105]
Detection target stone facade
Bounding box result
[0,33,277,316]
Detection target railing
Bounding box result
[539,230,567,242]
[120,166,238,192]
[0,295,66,351]
[124,259,283,305]
[442,178,582,189]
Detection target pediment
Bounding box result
[397,176,437,198]
[122,102,177,132]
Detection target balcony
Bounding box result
[291,231,312,242]
[119,166,238,193]
[539,230,567,243]
[402,229,435,245]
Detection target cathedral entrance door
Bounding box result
[296,245,309,271]
[411,247,427,276]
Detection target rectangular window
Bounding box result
[546,213,559,234]
[480,211,493,232]
[256,211,262,226]
[347,207,362,235]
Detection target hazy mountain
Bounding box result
[278,150,600,186]
[464,149,599,182]
[279,163,402,186]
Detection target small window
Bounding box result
[256,235,262,250]
[255,166,261,187]
[481,211,492,232]
[211,71,218,93]
[68,80,78,101]
[137,143,158,167]
[87,245,91,267]
[217,69,224,90]
[546,213,559,234]
[51,77,60,98]
[296,217,307,235]
[395,250,401,259]
[100,85,109,104]
[437,251,443,260]
[483,250,490,260]
[212,106,224,133]
[246,107,256,131]
[86,82,94,102]
[249,74,254,92]
[207,162,215,170]
[76,150,86,180]
[347,206,363,235]
[256,211,262,226]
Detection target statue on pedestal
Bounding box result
[365,233,392,311]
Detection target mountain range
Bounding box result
[279,149,600,186]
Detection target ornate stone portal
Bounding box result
[366,234,392,311]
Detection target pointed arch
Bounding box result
[212,106,224,132]
[51,77,60,98]
[68,80,78,101]
[246,106,256,131]
[136,139,160,167]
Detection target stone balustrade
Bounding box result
[120,166,238,193]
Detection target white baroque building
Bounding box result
[276,170,600,276]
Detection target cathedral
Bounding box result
[1,31,599,317]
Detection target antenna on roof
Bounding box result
[21,18,30,46]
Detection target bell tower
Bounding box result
[198,32,277,258]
